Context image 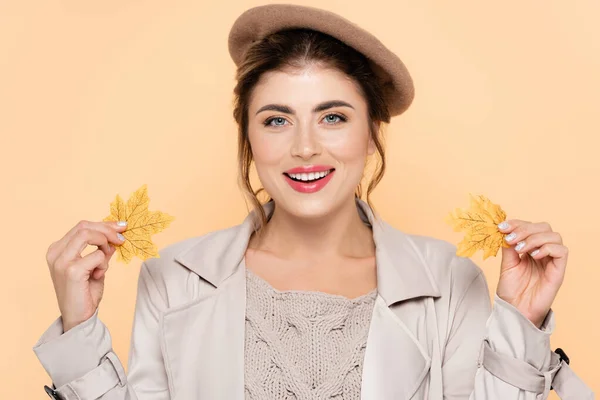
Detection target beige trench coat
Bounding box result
[33,200,594,400]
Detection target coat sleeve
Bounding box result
[32,261,170,400]
[440,255,592,400]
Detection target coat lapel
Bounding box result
[160,208,258,399]
[163,199,442,400]
[357,201,442,400]
[160,268,246,399]
[361,297,432,399]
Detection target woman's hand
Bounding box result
[45,220,127,332]
[495,219,568,328]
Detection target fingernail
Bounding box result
[505,232,517,242]
[117,221,127,227]
[117,233,125,242]
[530,249,540,256]
[515,241,526,252]
[498,221,509,230]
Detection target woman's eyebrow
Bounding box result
[255,100,354,116]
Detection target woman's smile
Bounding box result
[283,165,336,193]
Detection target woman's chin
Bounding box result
[273,194,350,220]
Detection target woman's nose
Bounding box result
[290,127,322,160]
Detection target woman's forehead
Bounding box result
[250,67,365,111]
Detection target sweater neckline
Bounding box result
[243,260,378,303]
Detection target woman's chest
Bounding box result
[159,268,443,400]
[244,250,377,299]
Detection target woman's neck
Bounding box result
[249,198,375,261]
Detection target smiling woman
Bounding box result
[234,29,390,227]
[33,3,593,400]
[244,65,380,223]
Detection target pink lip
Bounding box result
[284,165,334,174]
[283,168,335,193]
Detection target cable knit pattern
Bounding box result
[244,268,377,400]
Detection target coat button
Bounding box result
[551,348,570,391]
[44,385,62,399]
[555,347,570,365]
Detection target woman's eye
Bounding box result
[323,113,347,124]
[263,117,288,127]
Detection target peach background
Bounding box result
[2,0,598,398]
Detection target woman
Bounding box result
[34,4,593,400]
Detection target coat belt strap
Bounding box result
[53,351,127,400]
[481,340,594,399]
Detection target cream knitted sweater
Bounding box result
[244,268,377,399]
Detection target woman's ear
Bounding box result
[367,137,376,155]
[367,120,380,155]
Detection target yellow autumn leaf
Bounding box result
[445,194,509,260]
[103,184,175,263]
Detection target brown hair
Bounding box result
[232,28,391,230]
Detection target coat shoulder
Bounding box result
[138,223,243,307]
[395,228,487,298]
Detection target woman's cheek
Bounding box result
[322,131,369,162]
[252,135,290,194]
[252,135,290,165]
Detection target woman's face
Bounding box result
[247,65,376,219]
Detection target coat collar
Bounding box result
[174,198,441,306]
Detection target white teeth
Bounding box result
[288,170,331,182]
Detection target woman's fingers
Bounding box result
[498,220,557,246]
[511,231,563,254]
[529,242,569,260]
[47,220,127,266]
[55,225,125,268]
[63,248,108,281]
[499,218,568,271]
[531,243,569,283]
[91,245,117,280]
[498,219,564,270]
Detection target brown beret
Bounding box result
[228,4,415,117]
